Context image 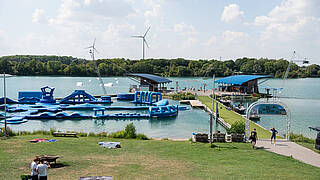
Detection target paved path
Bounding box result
[257,139,320,168]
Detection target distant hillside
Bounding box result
[0,55,319,78]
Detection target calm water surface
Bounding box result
[0,76,319,138]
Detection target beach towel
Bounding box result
[98,142,121,148]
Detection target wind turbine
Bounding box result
[132,26,150,60]
[85,39,107,95]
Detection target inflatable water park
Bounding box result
[0,86,188,124]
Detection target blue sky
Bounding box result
[0,0,319,63]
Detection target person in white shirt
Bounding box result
[30,158,38,180]
[36,160,50,180]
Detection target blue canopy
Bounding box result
[215,75,271,85]
[127,73,172,84]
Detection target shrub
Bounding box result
[0,127,16,137]
[78,132,88,137]
[136,133,149,140]
[290,133,314,144]
[88,132,96,137]
[50,128,56,135]
[109,130,126,138]
[124,123,136,139]
[170,92,195,100]
[227,121,245,134]
[97,132,108,137]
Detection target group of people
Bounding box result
[250,127,278,149]
[30,157,50,180]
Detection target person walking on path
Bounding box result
[36,160,50,180]
[30,157,38,180]
[250,128,258,149]
[270,127,278,145]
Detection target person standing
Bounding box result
[30,158,38,180]
[250,128,258,149]
[270,127,278,145]
[37,160,50,180]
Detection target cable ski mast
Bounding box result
[86,39,107,95]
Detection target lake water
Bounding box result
[0,76,319,138]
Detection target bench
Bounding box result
[36,155,60,164]
[53,132,77,137]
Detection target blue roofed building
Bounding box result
[215,75,271,94]
[127,73,172,92]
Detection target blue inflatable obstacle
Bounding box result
[26,112,90,120]
[59,90,112,104]
[149,105,178,118]
[132,91,162,105]
[93,108,150,119]
[40,86,56,103]
[0,97,18,104]
[18,91,42,104]
[117,93,135,100]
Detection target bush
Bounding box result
[290,133,314,144]
[0,127,16,137]
[97,132,108,137]
[78,132,88,137]
[136,133,149,140]
[227,121,245,134]
[88,132,96,137]
[170,92,195,100]
[124,123,136,139]
[50,128,56,135]
[109,130,126,138]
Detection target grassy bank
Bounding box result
[1,135,320,179]
[198,96,272,139]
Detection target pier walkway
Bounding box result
[257,139,320,168]
[180,100,205,108]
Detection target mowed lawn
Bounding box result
[1,135,320,180]
[198,96,273,139]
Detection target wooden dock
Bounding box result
[180,100,205,108]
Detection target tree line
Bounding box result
[0,55,319,78]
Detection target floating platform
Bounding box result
[180,100,205,108]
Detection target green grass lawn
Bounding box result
[296,142,320,154]
[198,96,273,139]
[1,135,320,180]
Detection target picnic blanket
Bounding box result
[98,142,121,148]
[30,139,57,143]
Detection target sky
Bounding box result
[0,0,320,63]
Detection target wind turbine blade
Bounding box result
[131,35,143,38]
[85,46,93,49]
[93,38,96,47]
[93,47,100,54]
[144,38,149,48]
[143,26,151,37]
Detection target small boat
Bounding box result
[249,114,260,121]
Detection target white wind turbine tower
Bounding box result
[85,39,107,95]
[132,26,150,60]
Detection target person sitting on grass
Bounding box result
[36,160,50,180]
[250,128,257,149]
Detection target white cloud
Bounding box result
[221,4,244,23]
[32,8,48,23]
[173,22,197,36]
[222,31,248,44]
[254,0,320,42]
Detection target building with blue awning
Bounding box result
[127,73,172,92]
[215,75,271,94]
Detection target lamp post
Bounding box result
[3,73,7,137]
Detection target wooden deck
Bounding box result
[180,100,205,108]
